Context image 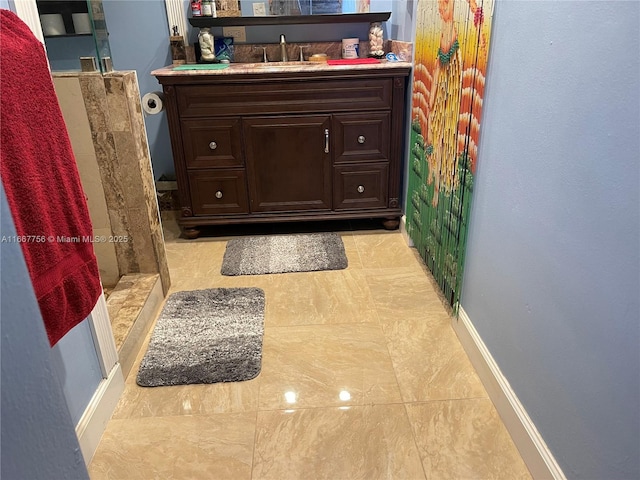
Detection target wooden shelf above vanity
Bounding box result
[188,12,391,28]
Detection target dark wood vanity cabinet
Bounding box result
[155,67,411,237]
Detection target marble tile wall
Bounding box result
[73,71,170,295]
[388,39,413,61]
[53,74,120,287]
[117,72,171,295]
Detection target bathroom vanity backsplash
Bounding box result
[230,39,412,63]
[388,40,412,62]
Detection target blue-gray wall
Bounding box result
[51,318,103,425]
[45,35,97,71]
[461,1,640,478]
[390,0,415,42]
[1,186,89,480]
[102,0,174,179]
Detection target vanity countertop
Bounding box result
[152,60,412,77]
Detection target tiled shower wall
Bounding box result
[54,74,120,287]
[52,71,170,294]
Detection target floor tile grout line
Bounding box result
[109,395,493,422]
[254,400,410,414]
[369,293,422,415]
[401,395,492,406]
[351,233,366,269]
[373,315,425,476]
[250,409,259,480]
[109,397,494,424]
[402,401,429,480]
[262,320,383,330]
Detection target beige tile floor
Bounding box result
[89,216,531,480]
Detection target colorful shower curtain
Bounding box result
[406,0,494,308]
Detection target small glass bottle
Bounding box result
[202,0,215,17]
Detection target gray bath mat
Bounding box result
[136,288,265,387]
[221,232,348,276]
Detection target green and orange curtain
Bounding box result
[406,0,494,308]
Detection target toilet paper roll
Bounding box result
[72,13,92,34]
[40,14,66,36]
[142,92,165,115]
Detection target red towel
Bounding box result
[0,10,101,346]
[326,58,381,65]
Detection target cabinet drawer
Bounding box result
[177,79,392,117]
[188,169,249,215]
[333,113,390,163]
[333,164,389,210]
[182,118,243,169]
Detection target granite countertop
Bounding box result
[152,60,412,77]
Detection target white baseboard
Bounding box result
[400,215,414,247]
[75,363,125,465]
[89,293,119,377]
[453,307,566,480]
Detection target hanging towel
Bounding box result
[0,10,102,346]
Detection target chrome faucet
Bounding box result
[253,45,268,63]
[279,34,288,62]
[298,44,310,62]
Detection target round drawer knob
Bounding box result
[357,185,365,193]
[209,141,218,150]
[215,190,223,199]
[357,135,366,144]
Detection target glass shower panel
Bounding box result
[37,0,112,73]
[87,0,112,72]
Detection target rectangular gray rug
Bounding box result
[221,232,348,276]
[136,288,265,387]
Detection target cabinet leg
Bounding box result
[382,217,400,230]
[182,227,201,239]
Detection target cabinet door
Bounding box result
[244,115,332,212]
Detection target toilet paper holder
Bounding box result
[142,91,165,115]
